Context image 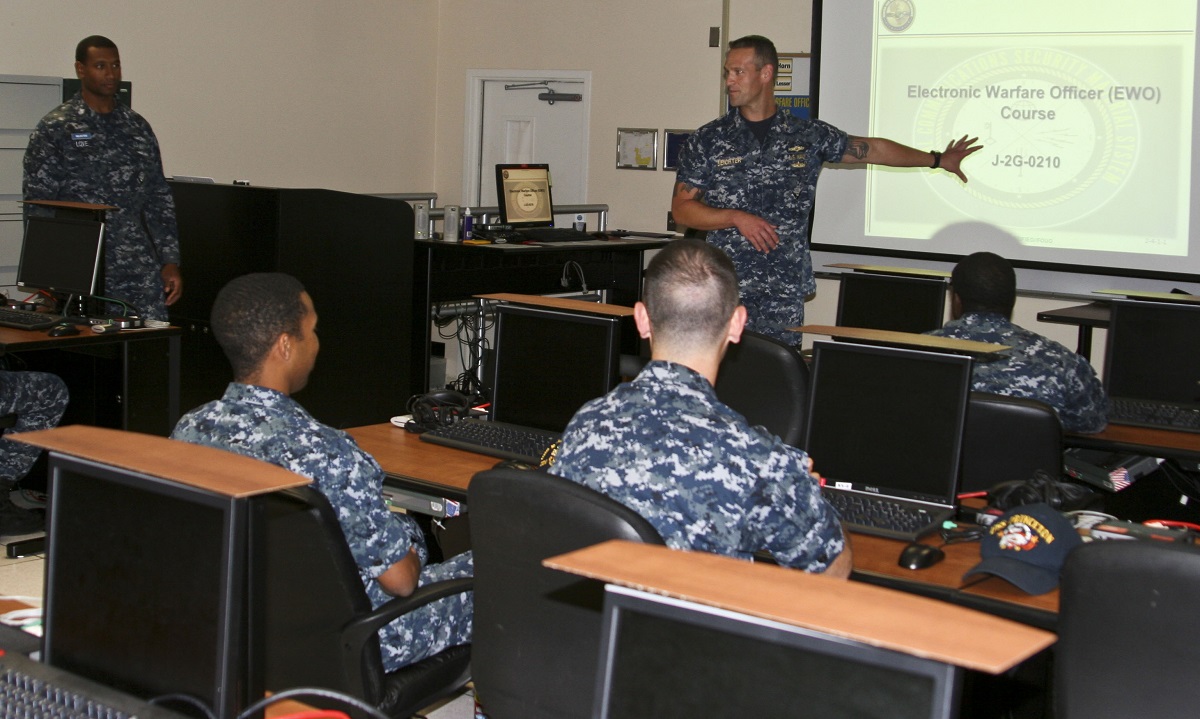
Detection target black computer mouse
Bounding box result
[47,323,80,337]
[898,543,945,570]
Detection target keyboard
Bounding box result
[1110,398,1200,433]
[471,228,523,243]
[821,488,949,541]
[0,307,62,330]
[0,649,189,718]
[516,227,595,243]
[420,418,559,464]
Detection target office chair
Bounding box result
[713,329,809,446]
[468,467,665,719]
[1056,540,1200,718]
[959,393,1063,494]
[260,486,472,718]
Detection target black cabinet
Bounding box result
[170,181,413,429]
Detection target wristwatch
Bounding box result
[929,151,942,170]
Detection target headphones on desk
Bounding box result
[988,469,1098,512]
[405,390,474,433]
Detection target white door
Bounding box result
[463,70,590,214]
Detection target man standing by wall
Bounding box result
[673,35,980,345]
[24,35,182,321]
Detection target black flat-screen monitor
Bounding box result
[804,341,972,506]
[593,585,959,719]
[836,272,948,334]
[494,164,555,228]
[43,454,256,719]
[17,216,105,297]
[1104,299,1200,405]
[490,303,622,432]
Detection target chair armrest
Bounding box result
[339,576,473,690]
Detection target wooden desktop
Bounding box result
[346,422,1059,627]
[545,540,1055,675]
[0,322,182,436]
[797,324,1009,357]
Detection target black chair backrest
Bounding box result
[714,330,809,446]
[960,392,1063,493]
[468,467,664,719]
[258,486,386,702]
[1057,540,1200,718]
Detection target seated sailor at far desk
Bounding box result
[926,251,1108,434]
[550,238,852,577]
[171,272,472,671]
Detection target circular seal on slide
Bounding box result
[913,47,1136,229]
[515,187,542,214]
[881,0,915,33]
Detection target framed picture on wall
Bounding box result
[616,128,658,170]
[663,130,693,171]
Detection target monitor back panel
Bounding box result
[594,586,958,719]
[490,303,621,432]
[1104,299,1200,406]
[17,216,105,297]
[836,272,947,334]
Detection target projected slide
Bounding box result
[814,0,1200,284]
[871,2,1193,256]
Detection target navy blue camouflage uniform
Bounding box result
[675,109,848,345]
[24,93,180,320]
[929,311,1109,433]
[172,383,472,671]
[0,371,69,486]
[551,361,846,571]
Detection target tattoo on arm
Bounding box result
[674,181,703,201]
[845,138,870,160]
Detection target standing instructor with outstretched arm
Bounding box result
[672,35,981,346]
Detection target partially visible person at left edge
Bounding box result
[0,371,69,536]
[23,35,182,321]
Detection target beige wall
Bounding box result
[728,2,811,53]
[0,0,1106,347]
[0,1,813,223]
[0,0,439,194]
[432,0,729,232]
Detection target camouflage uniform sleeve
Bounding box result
[1059,355,1110,433]
[743,441,846,572]
[674,127,714,193]
[134,116,181,266]
[336,436,429,576]
[23,117,66,206]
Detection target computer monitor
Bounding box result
[803,341,972,506]
[494,164,555,228]
[490,303,622,432]
[836,272,947,333]
[1104,299,1200,405]
[16,215,105,297]
[593,585,959,719]
[43,454,257,719]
